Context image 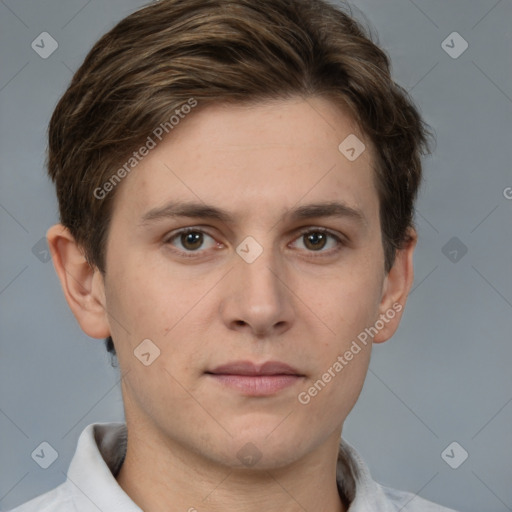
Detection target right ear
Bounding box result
[46,224,111,339]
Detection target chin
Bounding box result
[209,427,310,471]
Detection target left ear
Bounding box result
[373,228,417,344]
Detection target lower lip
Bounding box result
[207,374,302,396]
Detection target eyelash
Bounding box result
[163,226,346,259]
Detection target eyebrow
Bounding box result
[139,200,366,226]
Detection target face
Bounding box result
[92,97,409,468]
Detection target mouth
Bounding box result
[205,360,305,396]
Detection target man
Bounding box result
[9,0,458,510]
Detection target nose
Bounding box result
[219,244,295,338]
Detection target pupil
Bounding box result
[306,232,326,250]
[182,232,203,250]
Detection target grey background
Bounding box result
[0,0,511,510]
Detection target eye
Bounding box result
[290,228,343,253]
[165,228,219,253]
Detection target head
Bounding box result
[47,0,432,470]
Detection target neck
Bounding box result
[116,422,347,512]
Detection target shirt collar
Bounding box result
[67,423,141,511]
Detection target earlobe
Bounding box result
[373,229,417,344]
[47,224,111,339]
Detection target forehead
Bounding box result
[111,97,378,225]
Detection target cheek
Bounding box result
[318,265,384,337]
[299,266,382,406]
[103,256,173,346]
[295,342,371,436]
[104,257,214,376]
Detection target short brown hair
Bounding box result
[47,0,433,356]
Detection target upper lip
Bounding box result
[207,360,303,376]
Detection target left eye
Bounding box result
[291,230,341,252]
[166,230,218,252]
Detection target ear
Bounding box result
[373,228,417,344]
[47,224,111,339]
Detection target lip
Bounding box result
[206,360,304,396]
[208,360,302,376]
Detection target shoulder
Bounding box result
[8,483,73,512]
[6,422,131,512]
[379,483,459,512]
[337,438,459,512]
[4,474,112,512]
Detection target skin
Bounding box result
[48,96,416,512]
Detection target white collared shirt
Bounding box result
[8,422,458,511]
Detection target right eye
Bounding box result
[164,228,222,256]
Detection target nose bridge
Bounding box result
[222,235,294,335]
[236,237,284,303]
